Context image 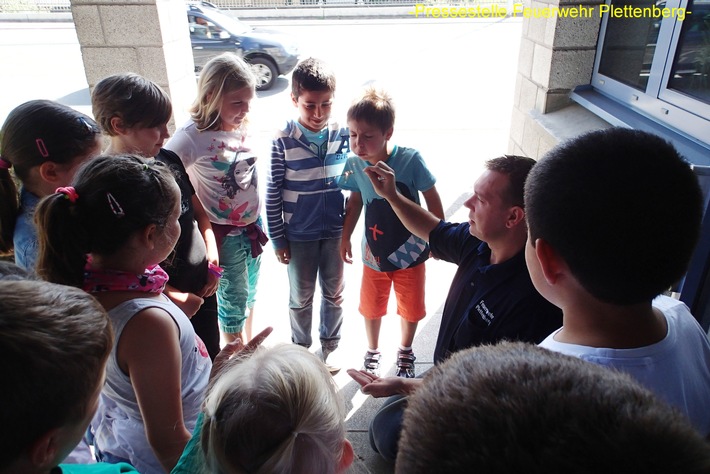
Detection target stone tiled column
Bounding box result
[508,0,606,158]
[70,0,197,130]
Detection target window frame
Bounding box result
[590,0,710,147]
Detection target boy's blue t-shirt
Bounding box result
[295,122,329,159]
[339,145,436,272]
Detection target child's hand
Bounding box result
[275,246,290,265]
[364,162,398,200]
[198,271,220,298]
[340,240,353,264]
[210,326,273,381]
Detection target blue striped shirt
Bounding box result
[266,120,350,249]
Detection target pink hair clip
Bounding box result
[36,138,49,158]
[0,157,11,170]
[56,186,79,203]
[106,192,125,217]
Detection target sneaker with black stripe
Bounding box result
[395,349,416,378]
[363,350,381,377]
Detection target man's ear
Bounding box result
[291,92,298,107]
[28,428,61,470]
[506,206,526,229]
[336,439,355,473]
[384,126,394,141]
[534,238,564,285]
[38,161,61,184]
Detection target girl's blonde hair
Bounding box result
[190,53,256,132]
[201,344,346,474]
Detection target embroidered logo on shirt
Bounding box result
[475,300,494,325]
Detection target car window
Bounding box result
[188,15,224,39]
[201,9,250,35]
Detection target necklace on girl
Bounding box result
[83,263,169,294]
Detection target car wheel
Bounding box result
[248,57,277,91]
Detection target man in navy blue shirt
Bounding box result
[348,155,562,461]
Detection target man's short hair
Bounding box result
[0,278,113,469]
[524,127,703,305]
[291,58,336,98]
[485,155,536,208]
[397,341,710,473]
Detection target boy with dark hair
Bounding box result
[525,127,710,436]
[397,341,710,473]
[0,276,138,473]
[266,58,350,373]
[340,86,445,379]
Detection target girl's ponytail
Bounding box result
[0,161,18,255]
[35,189,89,287]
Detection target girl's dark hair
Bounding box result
[35,154,178,287]
[0,100,101,255]
[91,73,173,136]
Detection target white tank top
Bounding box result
[92,296,211,473]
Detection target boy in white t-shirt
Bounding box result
[524,127,710,437]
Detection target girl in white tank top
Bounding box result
[35,155,211,473]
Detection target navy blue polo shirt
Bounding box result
[430,221,562,364]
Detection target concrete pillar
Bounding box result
[70,0,197,130]
[509,0,604,158]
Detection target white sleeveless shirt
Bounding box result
[92,296,211,473]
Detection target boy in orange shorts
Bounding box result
[339,87,444,377]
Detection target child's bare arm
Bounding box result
[119,307,193,472]
[164,284,204,317]
[341,191,363,264]
[422,185,445,221]
[192,194,220,297]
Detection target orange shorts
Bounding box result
[359,264,426,323]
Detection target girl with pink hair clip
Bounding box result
[0,100,102,270]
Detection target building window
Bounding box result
[591,0,710,146]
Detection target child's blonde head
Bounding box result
[347,86,395,133]
[190,53,256,132]
[201,344,347,474]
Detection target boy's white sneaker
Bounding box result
[315,346,341,376]
[363,350,382,377]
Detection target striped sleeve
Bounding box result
[266,137,287,249]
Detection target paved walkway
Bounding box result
[254,207,464,473]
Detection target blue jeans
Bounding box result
[369,394,407,462]
[287,239,344,349]
[217,229,261,334]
